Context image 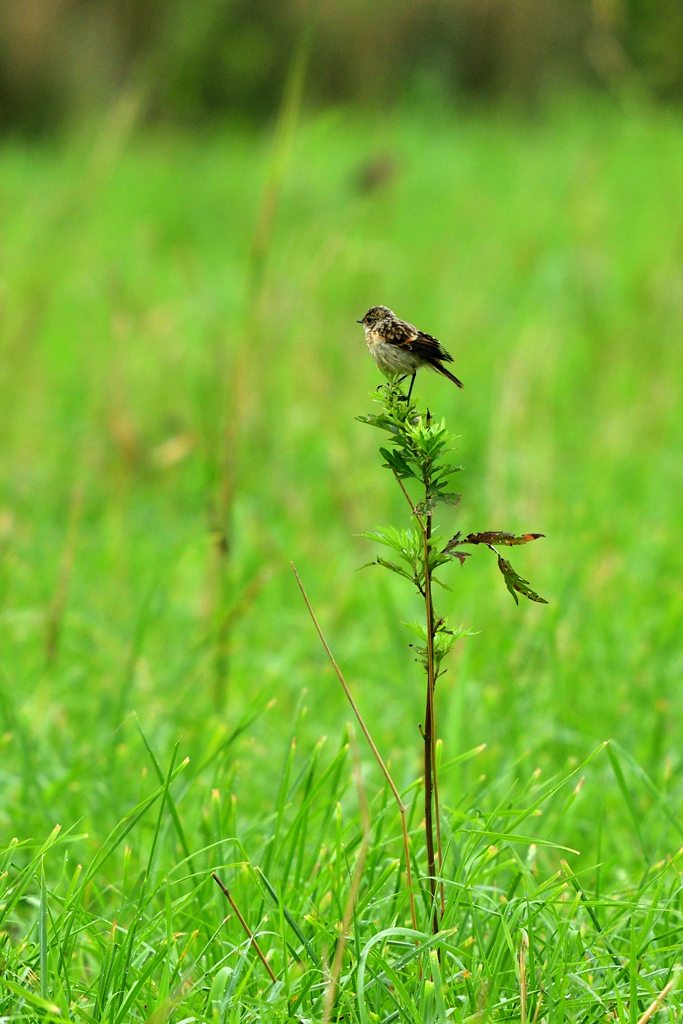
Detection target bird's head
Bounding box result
[357,305,393,327]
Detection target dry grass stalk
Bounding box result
[211,872,277,984]
[636,968,681,1024]
[531,985,544,1024]
[519,937,527,1024]
[291,562,418,931]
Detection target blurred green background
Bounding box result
[1,1,682,869]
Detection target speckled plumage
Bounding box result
[357,305,464,390]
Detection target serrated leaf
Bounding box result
[462,531,545,546]
[497,556,548,605]
[433,464,463,478]
[405,620,428,642]
[358,555,416,585]
[360,527,401,550]
[442,533,471,565]
[376,557,416,583]
[356,413,400,435]
[433,631,459,658]
[379,446,417,479]
[360,526,421,566]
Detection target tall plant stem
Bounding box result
[393,468,446,933]
[422,516,439,934]
[425,516,446,916]
[395,471,445,924]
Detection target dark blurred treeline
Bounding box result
[1,0,682,133]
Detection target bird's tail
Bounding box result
[433,361,464,389]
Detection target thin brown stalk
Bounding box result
[211,872,277,984]
[394,473,418,517]
[291,562,418,931]
[45,481,84,665]
[636,969,680,1024]
[322,728,371,1023]
[422,516,439,934]
[426,580,446,911]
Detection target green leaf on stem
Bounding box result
[355,413,400,435]
[361,526,422,564]
[379,447,417,479]
[359,557,416,584]
[376,557,417,584]
[405,619,470,668]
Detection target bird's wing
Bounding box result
[381,318,420,344]
[411,331,454,364]
[384,320,454,364]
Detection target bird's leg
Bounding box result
[406,372,416,403]
[395,373,411,400]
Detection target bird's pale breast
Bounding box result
[366,331,421,375]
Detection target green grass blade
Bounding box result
[430,949,447,1024]
[40,858,48,1001]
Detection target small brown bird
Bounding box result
[357,305,464,401]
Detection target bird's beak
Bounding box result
[356,319,364,324]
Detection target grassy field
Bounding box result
[1,99,683,1020]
